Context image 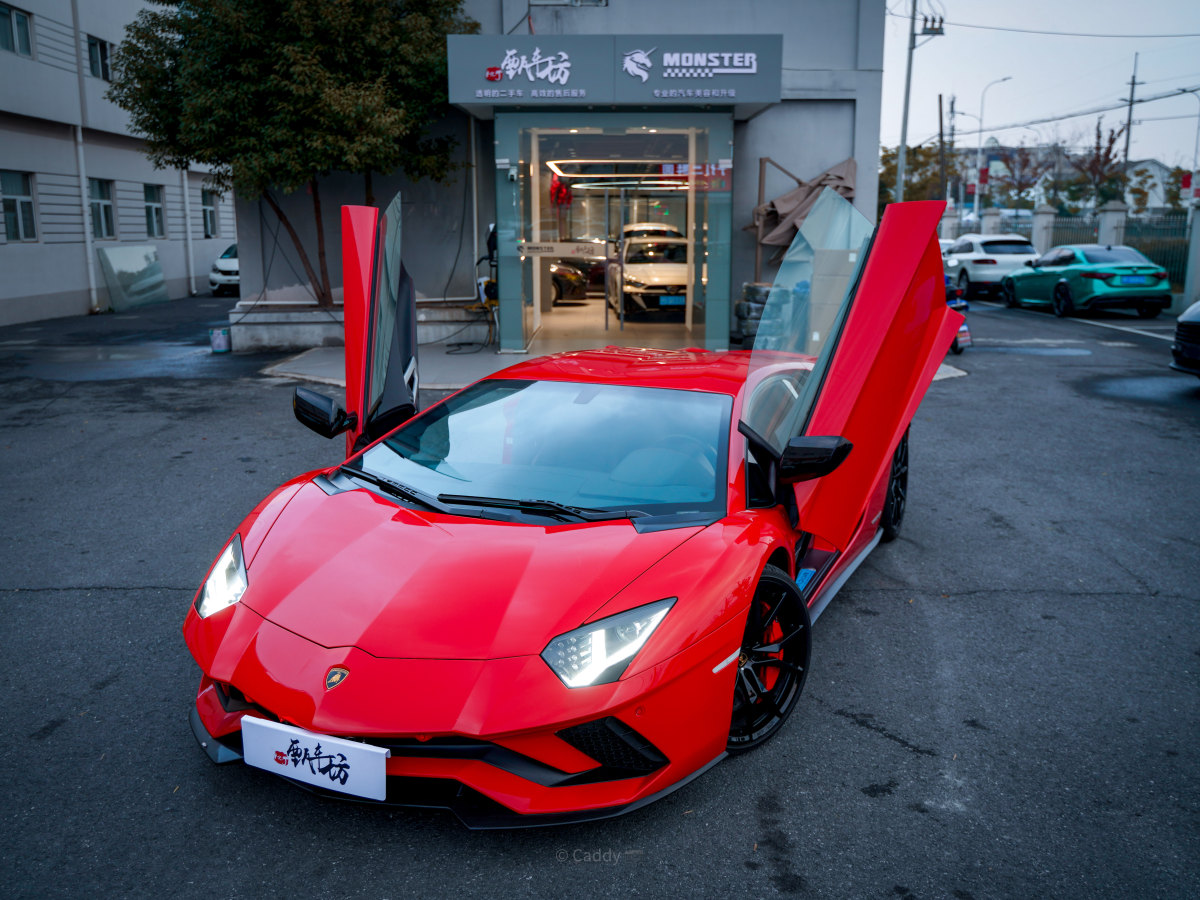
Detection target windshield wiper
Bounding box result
[338,465,450,513]
[436,493,649,523]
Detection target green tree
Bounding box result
[878,143,944,218]
[108,0,477,306]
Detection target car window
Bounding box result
[220,244,237,259]
[981,240,1036,255]
[950,239,970,255]
[359,379,731,517]
[1081,246,1151,264]
[1052,249,1078,266]
[626,242,688,264]
[746,187,874,455]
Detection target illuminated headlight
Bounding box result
[541,598,674,688]
[196,534,247,618]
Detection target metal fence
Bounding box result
[1051,215,1098,247]
[1124,214,1190,290]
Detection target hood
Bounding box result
[627,262,688,286]
[214,258,239,274]
[241,481,702,660]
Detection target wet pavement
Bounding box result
[1,294,1198,900]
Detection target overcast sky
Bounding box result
[880,0,1200,169]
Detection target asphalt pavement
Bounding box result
[1,296,1198,899]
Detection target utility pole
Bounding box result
[1122,53,1141,194]
[895,6,944,203]
[938,94,947,201]
[895,0,917,203]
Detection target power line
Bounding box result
[947,84,1200,140]
[885,11,1200,39]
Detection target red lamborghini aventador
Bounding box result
[184,189,960,827]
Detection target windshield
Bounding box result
[981,240,1035,255]
[220,244,237,259]
[626,242,688,264]
[1081,246,1151,264]
[354,379,731,518]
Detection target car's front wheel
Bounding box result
[880,429,909,543]
[957,270,972,299]
[1053,283,1075,318]
[727,564,811,753]
[1001,279,1019,308]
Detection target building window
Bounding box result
[144,184,165,237]
[0,4,32,57]
[201,189,217,238]
[1,170,37,241]
[87,35,110,80]
[88,178,115,239]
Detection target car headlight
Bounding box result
[541,598,674,688]
[624,278,645,289]
[211,264,220,274]
[196,534,247,618]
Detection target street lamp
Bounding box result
[973,76,1012,218]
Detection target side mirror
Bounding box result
[293,386,357,439]
[778,436,852,484]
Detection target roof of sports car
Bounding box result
[488,346,756,396]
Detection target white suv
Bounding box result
[943,233,1038,297]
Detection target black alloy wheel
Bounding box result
[950,337,963,355]
[880,428,909,543]
[1052,283,1075,318]
[727,564,811,752]
[1001,279,1019,308]
[1137,302,1160,319]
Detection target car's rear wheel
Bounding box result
[957,270,972,299]
[1001,279,1019,308]
[880,429,909,543]
[727,564,811,753]
[1052,283,1075,318]
[1136,302,1160,319]
[950,337,963,355]
[550,280,561,305]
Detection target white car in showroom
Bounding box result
[209,243,239,296]
[942,233,1038,297]
[614,237,689,315]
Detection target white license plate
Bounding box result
[241,717,390,801]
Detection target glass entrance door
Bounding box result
[494,112,733,352]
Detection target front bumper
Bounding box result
[189,704,723,828]
[209,271,239,289]
[186,603,742,827]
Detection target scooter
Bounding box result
[945,275,972,354]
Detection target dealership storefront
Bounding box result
[448,35,782,352]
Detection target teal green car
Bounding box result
[1000,244,1171,319]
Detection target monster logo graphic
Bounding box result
[622,48,655,82]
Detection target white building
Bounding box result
[0,0,234,326]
